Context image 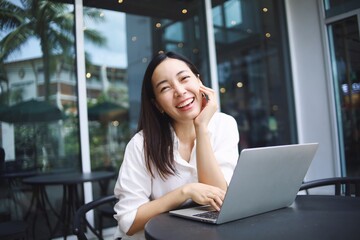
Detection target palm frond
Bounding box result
[84,29,107,47]
[47,28,75,55]
[0,23,34,61]
[52,12,74,31]
[1,0,107,65]
[0,0,27,30]
[83,8,106,24]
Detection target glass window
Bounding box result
[0,1,79,172]
[82,0,210,230]
[224,0,242,28]
[83,1,210,167]
[327,15,360,177]
[0,0,81,238]
[323,0,360,18]
[212,0,296,149]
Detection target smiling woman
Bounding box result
[151,58,204,121]
[0,1,306,239]
[113,52,239,239]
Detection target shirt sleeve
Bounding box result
[113,133,151,235]
[210,113,240,184]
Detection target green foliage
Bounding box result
[0,0,106,100]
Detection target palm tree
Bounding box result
[0,0,106,101]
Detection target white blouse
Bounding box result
[113,112,239,240]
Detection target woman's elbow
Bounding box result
[126,231,135,236]
[126,224,140,236]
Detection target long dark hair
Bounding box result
[137,51,201,179]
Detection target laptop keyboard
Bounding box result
[194,210,219,220]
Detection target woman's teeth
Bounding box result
[176,98,194,108]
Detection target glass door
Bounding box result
[82,1,210,173]
[211,0,296,149]
[81,0,210,231]
[327,13,360,177]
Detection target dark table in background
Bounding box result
[145,195,360,240]
[23,171,116,239]
[0,170,39,219]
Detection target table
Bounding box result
[145,195,360,240]
[23,171,116,239]
[0,170,38,219]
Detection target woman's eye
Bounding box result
[160,86,170,92]
[181,76,190,81]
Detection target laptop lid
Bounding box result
[169,143,319,224]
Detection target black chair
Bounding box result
[0,147,5,174]
[299,177,360,196]
[0,148,28,240]
[98,203,116,238]
[73,194,118,240]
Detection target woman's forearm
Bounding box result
[126,180,226,235]
[126,186,188,235]
[195,125,227,190]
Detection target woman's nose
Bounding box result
[174,84,186,97]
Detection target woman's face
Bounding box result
[151,58,202,123]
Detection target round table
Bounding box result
[23,171,116,239]
[145,195,360,240]
[0,170,39,219]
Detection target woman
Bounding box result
[114,51,239,239]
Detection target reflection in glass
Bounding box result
[213,0,296,149]
[83,9,129,173]
[83,0,210,230]
[328,16,360,176]
[0,0,95,238]
[0,1,80,172]
[323,0,360,18]
[83,0,210,172]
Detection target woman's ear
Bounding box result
[151,99,164,114]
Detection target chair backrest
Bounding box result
[299,177,360,197]
[0,147,5,174]
[73,194,117,240]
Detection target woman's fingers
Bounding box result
[208,195,223,211]
[187,183,226,210]
[199,86,215,100]
[206,190,225,211]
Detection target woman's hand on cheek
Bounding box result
[194,84,218,128]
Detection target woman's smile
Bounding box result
[176,97,195,109]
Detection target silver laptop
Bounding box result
[169,143,319,224]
